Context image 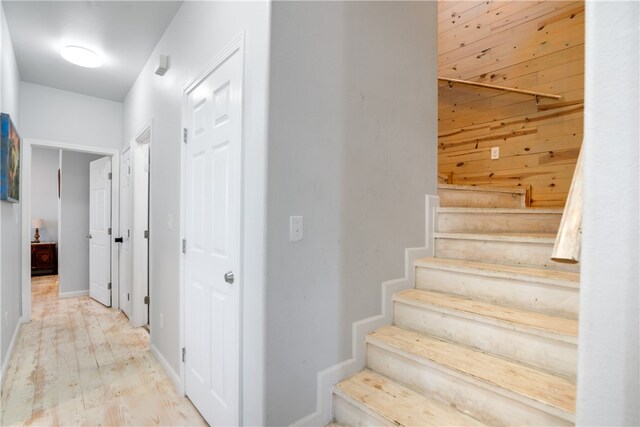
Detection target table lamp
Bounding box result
[32,218,44,243]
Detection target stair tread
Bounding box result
[395,289,578,338]
[367,325,576,415]
[438,183,526,195]
[336,369,485,426]
[415,257,579,284]
[437,207,563,214]
[434,232,557,243]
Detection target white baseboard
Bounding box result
[59,290,89,299]
[1,316,25,389]
[292,247,431,426]
[150,344,182,393]
[292,192,439,427]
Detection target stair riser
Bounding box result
[393,302,577,377]
[438,189,526,209]
[366,344,573,426]
[415,267,579,318]
[437,212,561,234]
[333,394,392,426]
[435,238,579,272]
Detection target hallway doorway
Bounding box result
[21,140,121,323]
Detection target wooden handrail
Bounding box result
[552,147,583,264]
[438,77,562,100]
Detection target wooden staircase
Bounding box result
[332,184,579,426]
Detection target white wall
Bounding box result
[122,2,271,424]
[30,147,59,242]
[0,2,21,382]
[265,2,438,424]
[58,151,102,295]
[19,82,122,150]
[577,2,639,425]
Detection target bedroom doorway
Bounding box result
[21,139,120,322]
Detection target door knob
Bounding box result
[224,271,234,284]
[86,234,92,239]
[114,237,123,243]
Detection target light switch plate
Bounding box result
[491,146,500,160]
[290,216,303,242]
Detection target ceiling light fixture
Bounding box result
[60,45,103,68]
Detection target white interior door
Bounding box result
[119,149,132,317]
[89,156,112,306]
[184,43,243,426]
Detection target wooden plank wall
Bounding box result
[437,1,584,207]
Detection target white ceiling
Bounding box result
[3,1,183,101]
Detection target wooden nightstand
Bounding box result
[31,242,58,276]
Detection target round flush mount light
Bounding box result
[60,45,103,68]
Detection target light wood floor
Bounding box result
[1,276,207,426]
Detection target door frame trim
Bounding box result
[129,120,153,328]
[119,145,131,317]
[21,138,120,322]
[178,31,246,421]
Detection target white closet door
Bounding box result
[184,42,243,426]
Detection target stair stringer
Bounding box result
[291,194,439,426]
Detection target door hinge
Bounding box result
[182,239,186,254]
[108,227,112,235]
[128,166,131,174]
[182,347,186,363]
[127,293,130,301]
[183,128,188,143]
[144,295,150,305]
[108,172,112,180]
[144,230,149,239]
[108,282,112,290]
[128,229,130,238]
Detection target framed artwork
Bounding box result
[0,113,21,203]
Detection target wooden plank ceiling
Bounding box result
[438,1,584,207]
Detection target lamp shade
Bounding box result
[32,218,45,228]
